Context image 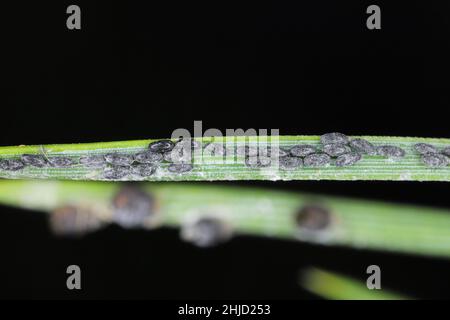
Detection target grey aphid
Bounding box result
[376,145,405,159]
[180,217,231,248]
[272,147,290,157]
[236,145,258,157]
[442,146,450,157]
[4,159,25,171]
[296,204,331,231]
[176,138,202,150]
[48,157,76,167]
[414,143,438,155]
[168,163,193,174]
[203,143,227,156]
[322,143,351,157]
[104,153,134,166]
[290,145,317,157]
[279,156,302,170]
[336,152,362,167]
[349,138,376,155]
[421,153,449,168]
[131,164,156,177]
[112,185,155,228]
[320,132,349,145]
[245,155,271,169]
[21,154,47,168]
[79,155,106,167]
[103,165,130,179]
[148,140,175,153]
[135,151,163,164]
[0,159,9,170]
[303,153,331,167]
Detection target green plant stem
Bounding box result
[0,180,449,258]
[0,135,449,181]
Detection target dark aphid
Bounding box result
[322,143,351,157]
[414,143,438,155]
[279,156,302,170]
[442,146,450,157]
[148,139,175,153]
[335,152,362,167]
[290,145,317,157]
[236,145,258,157]
[21,154,47,168]
[131,164,156,177]
[48,157,76,167]
[49,205,104,237]
[112,185,156,228]
[303,153,331,167]
[0,159,9,170]
[168,163,194,174]
[103,165,130,180]
[421,153,449,168]
[376,145,406,159]
[79,155,106,167]
[245,155,271,169]
[349,138,376,155]
[163,151,174,162]
[135,151,163,164]
[165,142,194,164]
[104,153,134,166]
[203,143,227,156]
[180,216,232,248]
[272,147,290,157]
[296,204,331,231]
[320,132,349,145]
[5,159,25,171]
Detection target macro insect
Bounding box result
[21,154,47,167]
[48,157,76,167]
[131,164,156,177]
[303,153,331,167]
[104,153,134,166]
[134,151,163,164]
[79,155,106,167]
[421,153,449,168]
[168,163,194,174]
[414,143,438,155]
[245,155,272,169]
[376,145,406,159]
[442,147,450,157]
[148,140,175,153]
[103,165,130,180]
[49,205,104,237]
[279,156,302,170]
[180,216,232,247]
[322,143,351,157]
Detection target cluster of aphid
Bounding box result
[413,143,450,168]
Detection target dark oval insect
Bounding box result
[135,151,163,164]
[296,204,331,231]
[0,159,10,170]
[335,152,362,167]
[442,146,450,157]
[376,145,405,159]
[203,143,227,157]
[279,156,302,170]
[180,217,231,248]
[168,163,194,174]
[21,154,47,168]
[245,155,271,169]
[349,138,376,155]
[79,155,106,167]
[148,140,175,153]
[112,185,156,228]
[320,132,349,145]
[303,153,331,167]
[48,157,76,167]
[421,153,449,168]
[131,164,156,177]
[290,145,317,157]
[322,143,351,157]
[236,145,258,157]
[103,165,130,179]
[414,143,438,155]
[104,153,134,166]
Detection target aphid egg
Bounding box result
[103,165,130,179]
[21,154,47,168]
[322,143,351,157]
[148,140,175,153]
[335,152,362,167]
[303,153,331,167]
[349,138,376,155]
[320,132,349,145]
[104,153,134,166]
[290,145,317,157]
[112,185,156,228]
[134,151,163,164]
[245,155,271,169]
[131,164,156,177]
[421,153,449,168]
[376,145,406,159]
[414,143,438,155]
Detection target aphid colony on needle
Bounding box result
[0,134,449,178]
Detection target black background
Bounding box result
[1,1,449,299]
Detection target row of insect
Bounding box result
[49,184,332,247]
[0,134,449,178]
